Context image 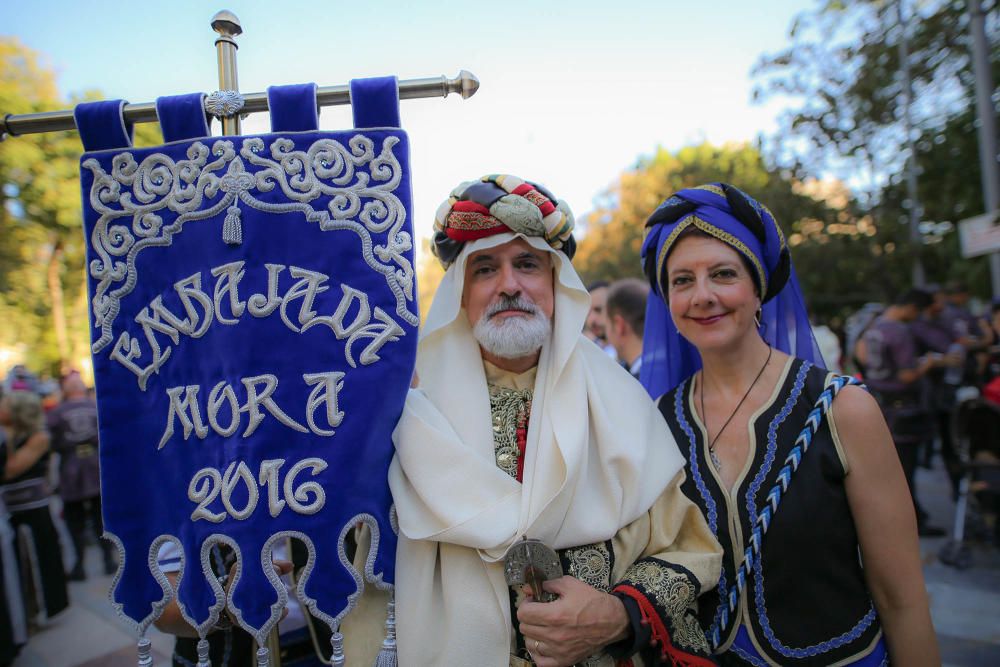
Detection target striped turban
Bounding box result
[431,174,576,267]
[638,183,822,398]
[641,183,790,303]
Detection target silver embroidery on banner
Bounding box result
[82,135,417,354]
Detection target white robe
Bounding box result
[389,234,721,666]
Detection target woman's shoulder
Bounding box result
[654,377,692,416]
[790,355,860,400]
[828,381,882,422]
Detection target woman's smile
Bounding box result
[689,313,728,326]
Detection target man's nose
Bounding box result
[498,263,521,296]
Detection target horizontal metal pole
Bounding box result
[0,70,479,139]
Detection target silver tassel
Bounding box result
[222,205,243,245]
[196,638,210,667]
[255,646,270,667]
[371,596,397,667]
[330,630,346,667]
[137,637,153,667]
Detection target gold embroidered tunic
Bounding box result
[485,361,535,480]
[482,361,722,666]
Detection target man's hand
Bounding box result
[517,576,629,667]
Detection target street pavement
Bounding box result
[915,458,1000,666]
[8,460,1000,666]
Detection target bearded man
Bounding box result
[388,174,721,667]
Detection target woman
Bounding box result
[0,390,69,623]
[639,184,938,666]
[1,430,28,664]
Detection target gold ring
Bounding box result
[533,639,541,652]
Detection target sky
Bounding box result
[6,0,816,243]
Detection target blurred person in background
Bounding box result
[37,379,60,414]
[844,302,885,375]
[861,288,949,536]
[585,280,617,358]
[605,278,649,379]
[0,390,68,625]
[3,367,37,395]
[811,316,843,373]
[943,281,994,354]
[910,285,963,485]
[47,372,114,580]
[986,301,1000,385]
[0,427,27,665]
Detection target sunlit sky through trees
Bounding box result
[7,0,814,241]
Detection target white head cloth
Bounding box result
[388,233,685,665]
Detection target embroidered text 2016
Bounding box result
[188,457,328,522]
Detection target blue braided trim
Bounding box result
[708,369,872,652]
[754,557,877,657]
[708,364,808,649]
[729,625,889,666]
[675,380,729,641]
[751,373,877,657]
[746,361,810,523]
[676,379,718,534]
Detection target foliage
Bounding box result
[415,238,445,323]
[752,0,997,205]
[570,138,986,321]
[878,102,994,297]
[0,38,161,376]
[1,38,85,375]
[752,0,999,303]
[574,143,833,286]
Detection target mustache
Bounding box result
[485,295,540,318]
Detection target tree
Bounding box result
[878,102,994,295]
[752,0,996,204]
[575,143,830,277]
[415,238,445,323]
[1,38,86,375]
[752,0,999,300]
[572,140,948,322]
[0,38,162,376]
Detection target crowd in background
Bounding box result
[585,278,1000,545]
[0,367,107,665]
[0,276,998,666]
[848,283,1000,541]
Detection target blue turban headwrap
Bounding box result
[639,183,822,398]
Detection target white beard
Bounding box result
[472,295,552,360]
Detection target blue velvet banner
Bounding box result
[77,78,416,640]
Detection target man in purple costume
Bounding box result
[861,289,948,536]
[47,372,114,579]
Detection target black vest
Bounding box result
[659,358,883,666]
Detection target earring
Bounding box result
[754,308,762,329]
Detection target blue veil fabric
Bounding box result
[76,78,416,644]
[638,184,822,399]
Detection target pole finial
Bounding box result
[456,70,480,100]
[211,10,243,40]
[211,9,242,134]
